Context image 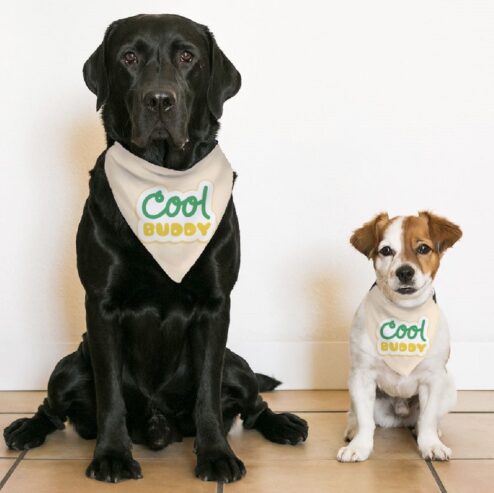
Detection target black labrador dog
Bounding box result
[3,14,308,483]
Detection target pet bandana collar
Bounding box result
[364,286,439,376]
[104,142,234,283]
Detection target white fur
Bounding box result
[337,217,456,463]
[375,216,434,308]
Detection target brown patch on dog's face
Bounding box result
[403,216,440,278]
[419,211,463,254]
[402,212,462,279]
[350,212,390,258]
[403,211,462,278]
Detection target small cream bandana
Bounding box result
[364,287,439,376]
[104,143,234,283]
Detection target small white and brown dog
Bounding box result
[337,211,462,463]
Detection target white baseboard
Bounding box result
[1,341,493,390]
[229,341,494,390]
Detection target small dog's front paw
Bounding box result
[195,451,246,483]
[337,440,372,462]
[419,441,452,461]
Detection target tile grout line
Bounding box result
[0,450,27,490]
[425,459,447,493]
[406,428,447,493]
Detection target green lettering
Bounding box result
[380,320,396,340]
[197,184,211,220]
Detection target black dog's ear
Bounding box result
[205,28,241,120]
[83,21,118,111]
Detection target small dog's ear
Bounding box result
[83,21,119,111]
[419,211,462,254]
[205,28,241,120]
[350,213,390,258]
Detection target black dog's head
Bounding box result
[83,14,240,153]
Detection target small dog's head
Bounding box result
[351,212,462,307]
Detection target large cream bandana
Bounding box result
[104,143,234,283]
[365,286,439,376]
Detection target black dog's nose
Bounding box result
[396,265,415,284]
[144,91,175,112]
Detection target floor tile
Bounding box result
[2,459,215,493]
[0,414,28,458]
[434,460,494,493]
[24,420,196,461]
[229,413,420,461]
[439,413,494,459]
[261,390,349,412]
[0,459,15,483]
[16,412,421,463]
[0,392,45,413]
[224,459,439,493]
[454,391,494,412]
[2,412,195,462]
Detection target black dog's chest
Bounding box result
[77,162,240,392]
[120,297,194,390]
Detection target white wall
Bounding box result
[1,1,493,389]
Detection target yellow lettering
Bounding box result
[390,342,399,352]
[381,342,389,351]
[143,223,154,236]
[417,344,427,353]
[399,343,407,352]
[156,223,169,236]
[197,222,211,236]
[184,223,196,236]
[408,343,416,353]
[171,223,183,236]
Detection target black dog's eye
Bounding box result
[379,246,394,256]
[179,51,194,64]
[417,244,432,255]
[122,51,138,65]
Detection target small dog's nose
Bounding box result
[396,265,415,284]
[144,91,176,112]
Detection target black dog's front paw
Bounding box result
[195,451,246,483]
[86,451,142,483]
[254,410,309,445]
[4,417,47,450]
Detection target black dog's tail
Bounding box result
[255,373,282,391]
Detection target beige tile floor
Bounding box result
[0,390,493,492]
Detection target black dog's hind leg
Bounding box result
[4,345,92,450]
[222,349,309,445]
[3,400,64,451]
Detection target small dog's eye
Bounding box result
[417,244,431,255]
[179,51,194,63]
[122,51,138,65]
[379,246,394,256]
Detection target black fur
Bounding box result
[3,14,308,483]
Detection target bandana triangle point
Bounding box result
[104,143,234,283]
